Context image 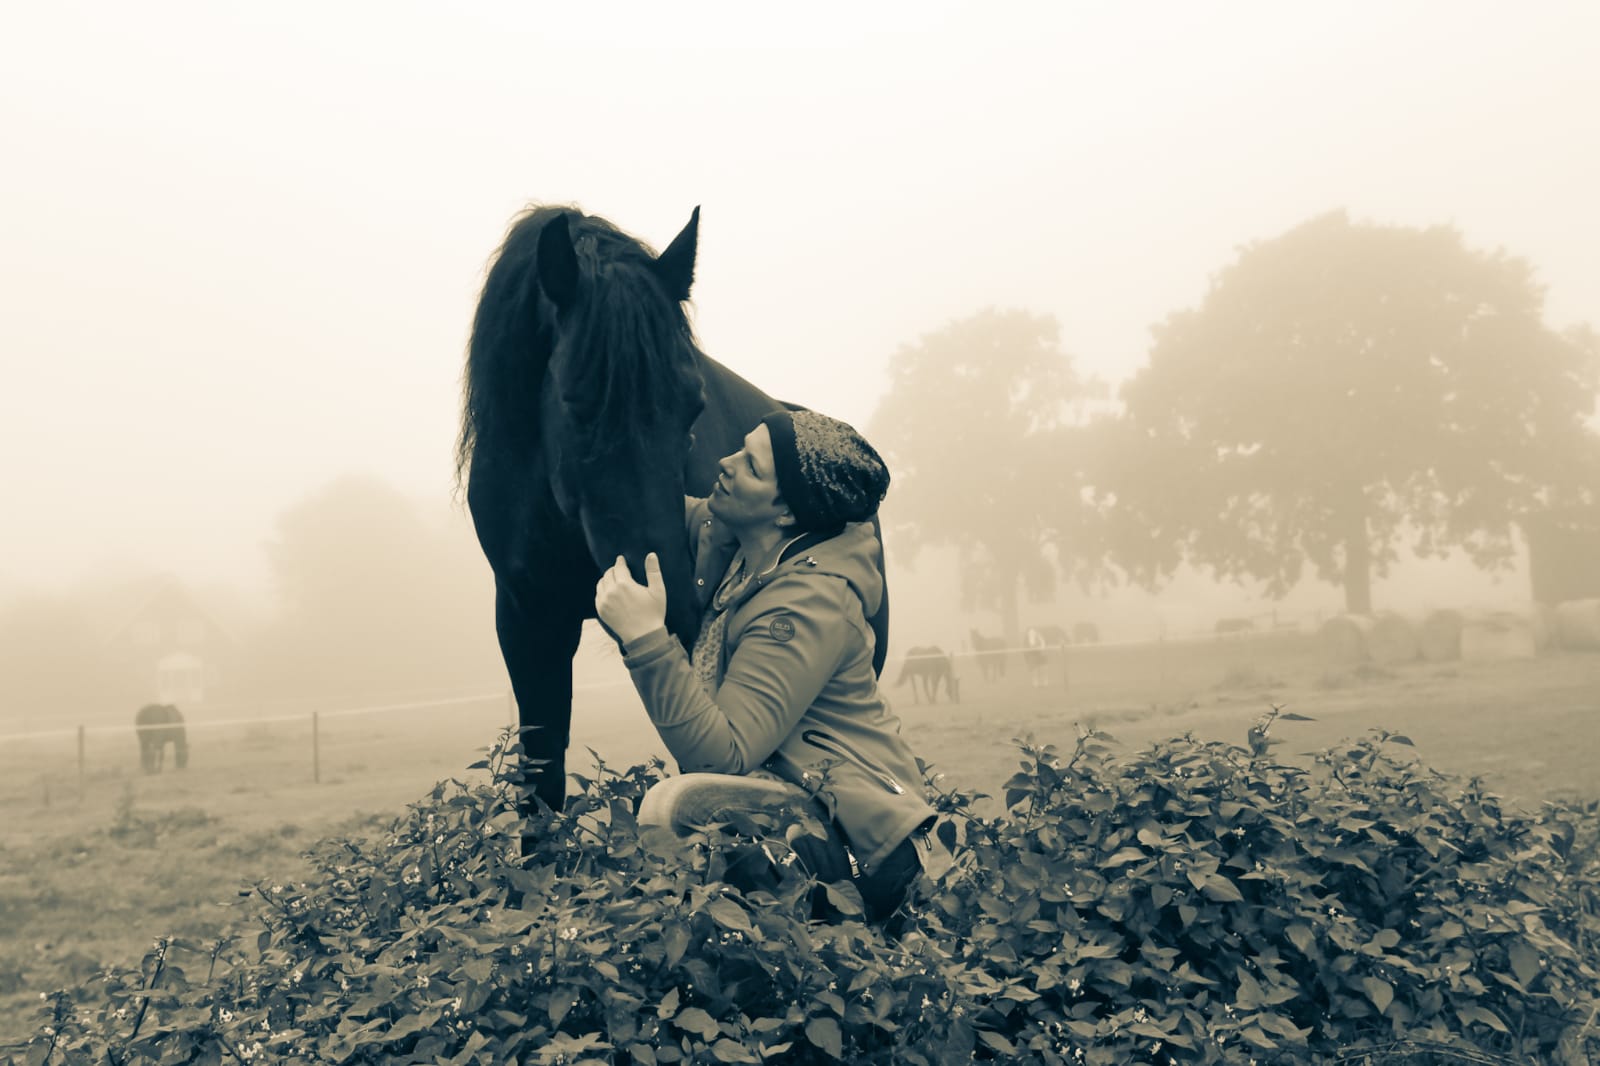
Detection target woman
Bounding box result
[595,409,937,922]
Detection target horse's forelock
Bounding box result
[557,238,704,456]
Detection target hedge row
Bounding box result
[18,712,1600,1065]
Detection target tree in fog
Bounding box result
[868,308,1100,640]
[1106,211,1600,614]
[252,475,501,699]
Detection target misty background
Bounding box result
[3,2,1597,728]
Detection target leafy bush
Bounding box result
[15,715,1599,1065]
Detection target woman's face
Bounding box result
[709,423,789,529]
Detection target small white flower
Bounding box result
[559,926,580,941]
[418,974,430,988]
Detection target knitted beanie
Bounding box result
[760,409,891,532]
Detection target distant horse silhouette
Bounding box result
[894,646,958,705]
[1071,621,1100,644]
[969,628,1007,682]
[459,205,890,815]
[1022,625,1070,689]
[134,703,187,773]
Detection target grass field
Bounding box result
[2,632,1597,1046]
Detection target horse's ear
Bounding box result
[653,205,700,303]
[537,212,580,311]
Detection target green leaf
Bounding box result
[1201,872,1244,903]
[657,987,680,1020]
[1151,883,1173,908]
[1507,940,1541,988]
[711,1038,760,1063]
[1286,923,1316,956]
[805,1016,843,1059]
[663,925,690,968]
[1256,1012,1311,1042]
[1102,847,1148,867]
[706,897,752,934]
[977,1031,1017,1054]
[1457,1005,1510,1033]
[548,986,581,1027]
[1361,976,1394,1015]
[822,881,864,916]
[1387,734,1415,746]
[675,1007,720,1040]
[1277,712,1315,721]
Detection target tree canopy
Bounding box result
[867,308,1099,638]
[1106,210,1599,613]
[253,475,502,699]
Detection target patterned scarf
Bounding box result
[689,608,731,695]
[690,555,750,694]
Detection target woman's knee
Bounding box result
[637,773,703,831]
[637,771,808,834]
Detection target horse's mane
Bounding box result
[558,232,703,458]
[456,205,702,488]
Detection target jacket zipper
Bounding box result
[800,728,905,795]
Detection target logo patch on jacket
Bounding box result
[769,616,796,642]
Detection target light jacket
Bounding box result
[620,497,935,872]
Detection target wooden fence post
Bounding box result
[78,724,86,798]
[312,711,321,784]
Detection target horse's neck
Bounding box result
[688,355,781,491]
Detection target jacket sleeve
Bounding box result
[620,574,852,774]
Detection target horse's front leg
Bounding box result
[494,576,585,816]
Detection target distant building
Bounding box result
[101,576,236,706]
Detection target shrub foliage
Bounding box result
[17,713,1600,1065]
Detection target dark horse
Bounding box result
[894,645,958,705]
[458,205,890,815]
[134,703,188,773]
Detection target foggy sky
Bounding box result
[3,1,1597,597]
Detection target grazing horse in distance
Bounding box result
[969,628,1007,682]
[894,645,958,705]
[1022,624,1070,689]
[459,205,890,816]
[134,703,188,773]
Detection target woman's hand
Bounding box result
[595,552,668,645]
